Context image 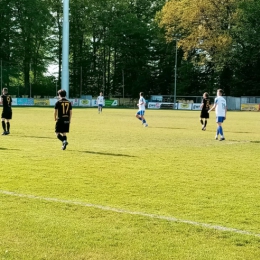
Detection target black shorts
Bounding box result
[2,109,12,120]
[200,110,209,119]
[55,118,70,133]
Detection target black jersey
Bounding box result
[200,98,210,119]
[54,98,72,119]
[201,98,210,112]
[1,94,12,109]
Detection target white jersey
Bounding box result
[97,96,104,105]
[214,96,226,117]
[138,96,146,111]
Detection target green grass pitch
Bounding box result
[0,107,260,259]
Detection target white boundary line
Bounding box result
[1,189,260,238]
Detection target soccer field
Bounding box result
[0,107,260,260]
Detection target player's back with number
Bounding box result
[2,94,12,109]
[202,98,210,112]
[55,99,71,119]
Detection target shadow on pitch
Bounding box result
[151,126,186,130]
[22,135,55,139]
[0,147,20,151]
[232,131,252,134]
[80,150,136,157]
[250,141,260,144]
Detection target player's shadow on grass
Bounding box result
[151,126,186,130]
[0,147,20,151]
[22,135,55,139]
[231,131,252,134]
[80,151,136,157]
[250,141,260,144]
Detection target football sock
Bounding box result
[142,119,146,124]
[2,121,6,131]
[7,122,10,132]
[200,119,204,125]
[63,135,67,141]
[219,126,223,136]
[204,120,207,127]
[57,134,63,142]
[216,127,220,135]
[138,117,142,121]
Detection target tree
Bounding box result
[156,0,242,95]
[12,0,54,96]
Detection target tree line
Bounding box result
[0,0,259,98]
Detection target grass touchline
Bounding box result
[1,189,260,239]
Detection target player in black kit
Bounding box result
[1,88,12,135]
[200,92,210,131]
[54,89,72,150]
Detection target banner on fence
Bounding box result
[17,98,34,106]
[192,103,201,110]
[148,102,178,109]
[79,99,91,107]
[148,102,161,109]
[160,103,174,109]
[11,98,17,106]
[92,100,98,106]
[49,99,58,106]
[34,99,50,106]
[241,104,259,111]
[105,100,118,106]
[178,103,192,110]
[68,99,79,106]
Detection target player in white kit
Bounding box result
[97,92,104,114]
[208,89,227,141]
[136,92,148,127]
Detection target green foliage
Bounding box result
[0,0,55,96]
[157,0,260,95]
[0,0,260,97]
[229,0,260,95]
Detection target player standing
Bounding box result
[97,92,104,114]
[200,92,210,131]
[136,92,148,127]
[1,88,12,135]
[54,89,72,150]
[208,89,227,141]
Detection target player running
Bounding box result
[97,92,104,114]
[200,92,211,131]
[1,88,12,135]
[136,92,148,127]
[208,89,227,141]
[54,89,72,150]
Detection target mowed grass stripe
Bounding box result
[1,189,260,238]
